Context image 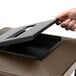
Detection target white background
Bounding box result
[0,0,75,75]
[0,0,76,39]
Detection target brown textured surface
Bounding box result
[0,27,76,76]
[0,71,18,76]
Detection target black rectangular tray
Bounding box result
[0,34,63,60]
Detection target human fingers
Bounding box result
[60,19,71,28]
[65,20,76,30]
[56,11,69,21]
[71,23,76,31]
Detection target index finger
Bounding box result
[56,11,69,20]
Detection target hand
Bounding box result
[56,8,76,31]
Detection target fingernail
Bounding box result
[56,21,61,25]
[56,18,61,25]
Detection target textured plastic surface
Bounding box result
[0,19,57,47]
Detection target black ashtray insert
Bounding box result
[0,34,63,60]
